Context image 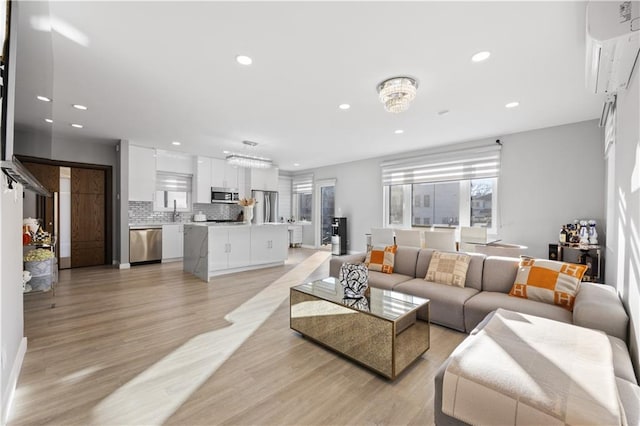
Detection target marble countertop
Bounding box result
[129,222,193,229]
[185,222,289,228]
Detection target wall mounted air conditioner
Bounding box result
[586,1,640,94]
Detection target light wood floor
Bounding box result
[10,249,466,425]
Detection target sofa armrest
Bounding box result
[573,282,629,342]
[329,253,367,278]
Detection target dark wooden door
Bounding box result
[71,168,105,267]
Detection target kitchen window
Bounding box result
[154,172,193,212]
[292,173,313,222]
[381,145,500,234]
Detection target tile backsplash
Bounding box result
[129,201,242,224]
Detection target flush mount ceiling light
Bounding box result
[236,55,253,65]
[471,51,491,62]
[376,76,418,113]
[226,141,273,169]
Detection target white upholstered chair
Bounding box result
[394,229,424,248]
[370,228,395,247]
[459,226,488,252]
[423,229,456,251]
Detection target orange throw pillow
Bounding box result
[364,245,397,274]
[509,257,587,311]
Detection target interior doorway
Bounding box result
[20,156,112,268]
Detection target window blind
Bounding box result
[292,174,313,194]
[156,172,192,192]
[381,145,501,186]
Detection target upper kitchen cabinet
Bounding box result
[156,150,194,175]
[250,167,279,192]
[194,156,212,204]
[129,145,156,201]
[211,158,239,190]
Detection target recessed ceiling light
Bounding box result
[236,55,252,65]
[172,141,181,146]
[338,103,350,110]
[36,95,51,102]
[505,101,520,108]
[72,104,88,110]
[394,129,404,134]
[71,123,83,128]
[293,163,300,167]
[44,118,53,123]
[223,150,230,154]
[437,109,450,116]
[471,51,491,62]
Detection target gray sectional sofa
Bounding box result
[329,246,628,338]
[329,246,639,424]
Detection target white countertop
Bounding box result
[185,222,289,228]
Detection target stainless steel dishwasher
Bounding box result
[129,227,163,264]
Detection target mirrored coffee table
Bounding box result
[290,277,430,379]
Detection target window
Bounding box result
[154,172,192,212]
[292,173,313,222]
[382,145,501,233]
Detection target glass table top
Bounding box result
[292,277,429,321]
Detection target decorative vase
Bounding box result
[339,262,369,298]
[243,206,254,224]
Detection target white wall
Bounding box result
[299,120,604,256]
[499,120,604,257]
[0,179,26,423]
[605,69,639,378]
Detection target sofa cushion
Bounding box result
[367,271,413,290]
[609,335,638,384]
[394,279,479,332]
[392,246,420,277]
[616,378,640,426]
[463,291,572,332]
[425,251,471,287]
[482,256,519,293]
[365,245,397,273]
[509,257,586,311]
[415,248,435,279]
[573,282,629,343]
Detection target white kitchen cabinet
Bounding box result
[156,149,194,174]
[194,156,212,203]
[251,225,288,265]
[211,158,239,190]
[208,226,251,271]
[162,224,183,260]
[250,167,279,192]
[129,145,156,201]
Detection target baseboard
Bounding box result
[118,263,131,269]
[2,337,27,424]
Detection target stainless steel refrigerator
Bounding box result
[251,190,278,224]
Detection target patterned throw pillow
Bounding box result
[509,257,587,311]
[364,245,397,274]
[425,251,471,287]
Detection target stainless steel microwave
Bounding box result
[211,188,239,203]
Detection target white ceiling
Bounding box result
[14,1,604,171]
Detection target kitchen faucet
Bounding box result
[172,199,180,222]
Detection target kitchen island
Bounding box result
[183,222,289,282]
